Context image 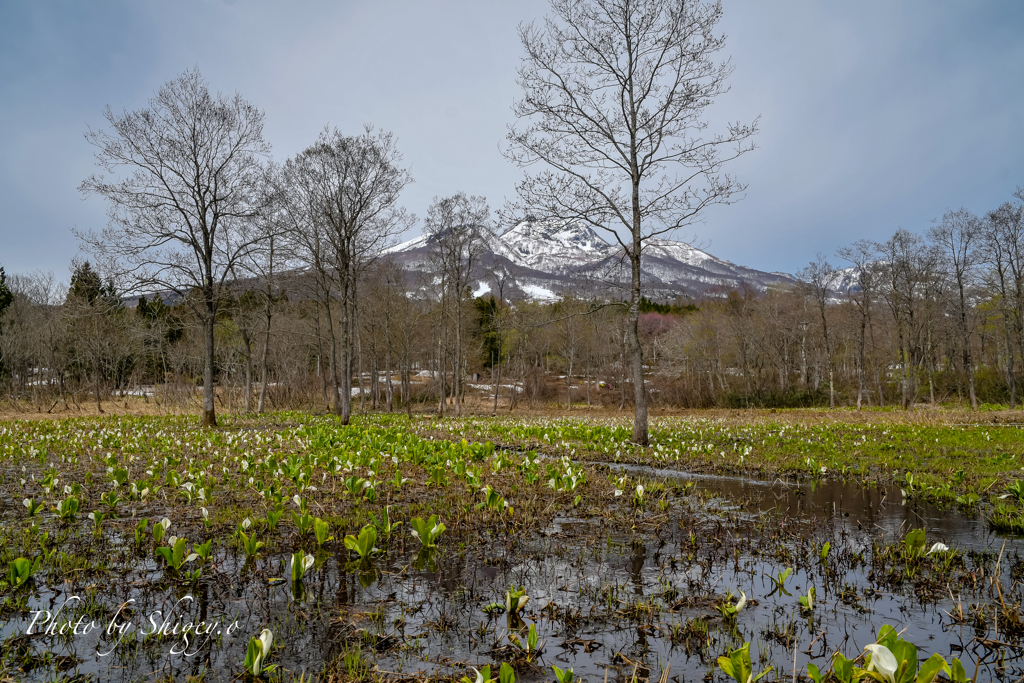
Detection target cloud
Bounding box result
[1,0,1022,276]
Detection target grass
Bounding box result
[1,407,1023,682]
[413,410,1024,502]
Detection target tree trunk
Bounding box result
[965,342,976,411]
[586,363,591,408]
[357,324,365,414]
[340,279,352,424]
[243,348,252,414]
[94,367,103,414]
[437,308,447,416]
[492,350,500,416]
[628,243,649,445]
[619,333,626,411]
[373,353,380,410]
[857,316,866,410]
[202,302,217,427]
[258,310,271,414]
[385,349,394,412]
[1003,316,1017,409]
[326,297,344,418]
[454,296,462,417]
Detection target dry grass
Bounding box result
[1,391,1019,428]
[0,396,196,422]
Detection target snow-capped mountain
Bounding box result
[491,219,613,273]
[385,219,796,301]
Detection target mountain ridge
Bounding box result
[385,219,797,301]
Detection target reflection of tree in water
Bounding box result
[629,542,646,596]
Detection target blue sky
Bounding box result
[2,0,1023,279]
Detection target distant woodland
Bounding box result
[2,57,1024,419]
[2,194,1024,414]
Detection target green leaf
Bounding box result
[889,639,917,683]
[916,653,950,683]
[876,625,899,650]
[949,658,971,683]
[717,655,738,682]
[832,653,855,683]
[903,528,926,557]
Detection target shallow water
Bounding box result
[2,466,1022,682]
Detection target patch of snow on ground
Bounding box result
[468,383,524,393]
[521,283,558,301]
[473,281,490,298]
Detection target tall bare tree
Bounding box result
[876,230,940,410]
[489,261,518,414]
[282,126,412,424]
[78,68,271,426]
[426,193,491,416]
[983,201,1024,408]
[929,208,982,409]
[238,166,288,414]
[837,241,883,409]
[798,254,838,408]
[505,0,757,444]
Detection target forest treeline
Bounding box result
[2,190,1024,414]
[2,66,1023,418]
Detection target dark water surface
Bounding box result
[2,466,1020,682]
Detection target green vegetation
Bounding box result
[0,409,1020,681]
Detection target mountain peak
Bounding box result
[385,218,795,300]
[494,219,612,272]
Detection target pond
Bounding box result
[3,456,1018,683]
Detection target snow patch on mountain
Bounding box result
[520,283,559,301]
[385,234,430,254]
[385,218,797,301]
[493,219,613,273]
[643,238,725,269]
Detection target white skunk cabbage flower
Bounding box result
[927,542,949,555]
[259,628,273,658]
[863,644,898,683]
[252,627,273,674]
[735,591,747,612]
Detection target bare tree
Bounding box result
[238,167,288,414]
[876,230,940,410]
[798,254,838,408]
[426,193,491,416]
[77,68,271,426]
[983,201,1024,408]
[505,0,757,444]
[0,271,68,409]
[929,208,982,409]
[65,260,127,413]
[489,260,518,414]
[282,126,413,423]
[837,241,884,409]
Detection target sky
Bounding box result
[2,0,1023,280]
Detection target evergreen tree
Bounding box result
[0,267,12,377]
[69,261,117,306]
[0,267,12,327]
